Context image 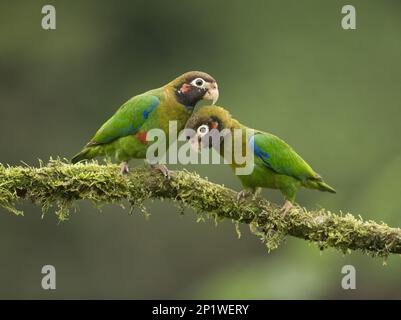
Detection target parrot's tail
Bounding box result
[71,147,96,164]
[305,180,336,193]
[316,181,336,193]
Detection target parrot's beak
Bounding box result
[188,135,201,152]
[204,82,219,105]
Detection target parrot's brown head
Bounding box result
[169,71,219,109]
[184,106,233,151]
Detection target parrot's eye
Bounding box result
[197,124,209,136]
[191,78,205,88]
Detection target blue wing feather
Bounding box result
[249,132,318,181]
[249,134,275,171]
[142,101,159,119]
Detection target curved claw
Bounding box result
[145,160,171,180]
[154,164,171,180]
[280,200,293,216]
[236,190,254,202]
[120,161,130,175]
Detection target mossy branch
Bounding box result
[0,159,400,257]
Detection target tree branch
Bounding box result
[0,160,400,257]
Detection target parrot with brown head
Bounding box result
[72,71,219,175]
[185,106,336,214]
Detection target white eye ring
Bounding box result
[191,78,206,88]
[197,124,209,136]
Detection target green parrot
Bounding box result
[185,106,336,214]
[72,71,219,174]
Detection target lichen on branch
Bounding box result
[0,159,400,257]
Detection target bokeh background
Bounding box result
[0,0,400,299]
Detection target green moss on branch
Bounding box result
[0,159,400,257]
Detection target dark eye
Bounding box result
[191,78,205,88]
[197,124,209,136]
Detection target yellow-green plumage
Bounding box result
[185,106,335,209]
[72,71,218,166]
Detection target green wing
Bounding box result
[87,94,160,146]
[250,132,320,181]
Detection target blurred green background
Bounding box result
[1,0,401,299]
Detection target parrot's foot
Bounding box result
[280,200,293,215]
[236,190,254,202]
[152,164,171,179]
[145,160,171,179]
[120,161,130,175]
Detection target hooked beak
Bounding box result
[188,135,201,152]
[203,82,219,105]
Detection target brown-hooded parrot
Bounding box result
[185,106,336,214]
[72,71,219,174]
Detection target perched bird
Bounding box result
[72,71,219,174]
[185,106,336,214]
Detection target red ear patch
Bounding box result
[180,83,191,93]
[210,121,219,129]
